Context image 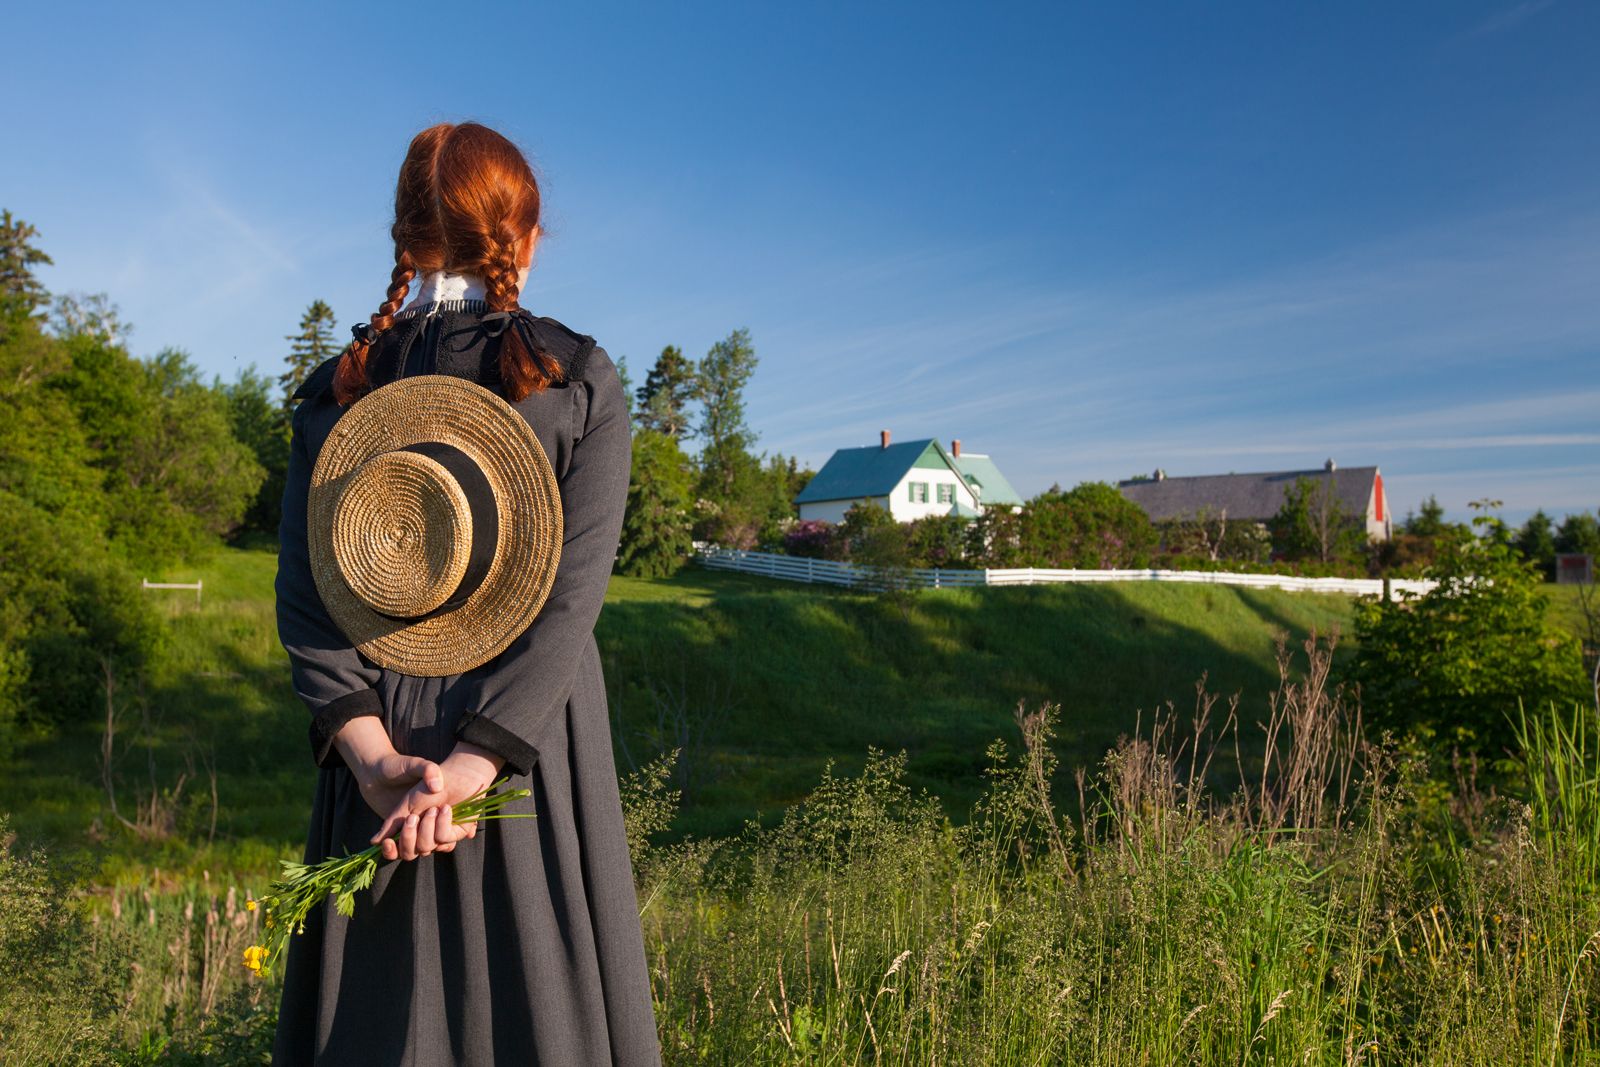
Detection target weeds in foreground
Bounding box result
[3,633,1599,1064]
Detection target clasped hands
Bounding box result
[333,717,507,862]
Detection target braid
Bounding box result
[483,225,561,401]
[333,250,416,405]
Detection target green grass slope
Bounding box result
[601,569,1355,834]
[2,546,1365,871]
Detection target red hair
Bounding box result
[334,123,563,404]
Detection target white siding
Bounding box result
[798,497,890,524]
[888,469,980,521]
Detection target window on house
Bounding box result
[936,483,954,504]
[908,481,928,503]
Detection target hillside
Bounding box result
[0,546,1372,873]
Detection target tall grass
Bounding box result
[4,633,1599,1063]
[633,634,1600,1064]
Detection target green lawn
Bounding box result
[1,546,1375,877]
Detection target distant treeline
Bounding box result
[774,482,1600,580]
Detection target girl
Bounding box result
[273,121,659,1066]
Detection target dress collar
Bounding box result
[398,270,490,319]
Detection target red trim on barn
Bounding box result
[1373,472,1385,523]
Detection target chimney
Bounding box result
[1324,458,1337,472]
[880,429,891,449]
[951,438,962,458]
[1154,468,1166,481]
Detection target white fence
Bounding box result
[142,578,203,604]
[696,548,1436,599]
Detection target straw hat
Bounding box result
[307,374,562,676]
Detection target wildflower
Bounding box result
[246,899,258,912]
[242,779,532,978]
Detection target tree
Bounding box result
[617,429,694,578]
[1354,508,1588,754]
[0,311,159,747]
[52,339,265,563]
[1270,475,1362,564]
[1162,506,1270,564]
[1514,510,1557,579]
[635,345,697,439]
[0,210,52,321]
[695,328,758,501]
[220,366,291,537]
[48,292,129,347]
[1555,511,1600,559]
[1404,496,1450,538]
[1019,482,1157,568]
[281,300,340,413]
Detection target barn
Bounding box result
[1117,460,1393,541]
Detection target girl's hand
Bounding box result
[333,719,445,845]
[379,742,509,861]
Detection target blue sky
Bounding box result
[4,1,1596,523]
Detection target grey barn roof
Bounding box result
[1118,466,1378,523]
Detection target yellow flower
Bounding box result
[246,899,258,912]
[242,945,268,974]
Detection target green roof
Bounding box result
[796,438,1023,509]
[953,453,1024,506]
[795,439,946,503]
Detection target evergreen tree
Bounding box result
[280,300,340,412]
[1403,495,1450,538]
[0,210,53,321]
[615,355,633,420]
[617,429,694,578]
[635,345,698,439]
[1514,509,1557,578]
[695,328,758,501]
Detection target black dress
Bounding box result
[272,302,660,1066]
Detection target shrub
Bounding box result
[904,513,970,568]
[832,501,899,561]
[1355,514,1589,754]
[781,519,834,560]
[1018,481,1157,568]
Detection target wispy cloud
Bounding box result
[743,200,1600,518]
[1459,0,1559,41]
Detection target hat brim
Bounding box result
[307,375,563,677]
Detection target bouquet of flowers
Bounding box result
[243,778,532,978]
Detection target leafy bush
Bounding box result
[1018,481,1157,568]
[1355,515,1589,754]
[903,513,970,568]
[781,519,834,560]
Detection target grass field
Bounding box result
[0,545,1362,877]
[5,547,1599,1063]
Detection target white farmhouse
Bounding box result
[794,432,1024,523]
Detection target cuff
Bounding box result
[456,710,539,777]
[308,689,384,769]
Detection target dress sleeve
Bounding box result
[275,397,384,769]
[452,347,632,775]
